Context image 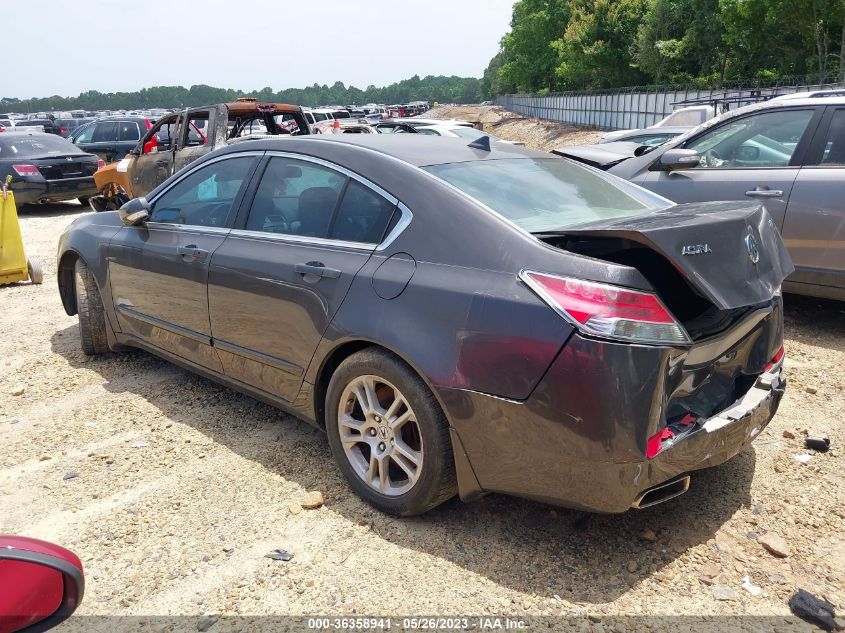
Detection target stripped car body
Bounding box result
[58,136,790,514]
[91,99,310,211]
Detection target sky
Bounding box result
[4,0,516,99]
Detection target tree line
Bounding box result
[480,0,845,96]
[1,75,482,113]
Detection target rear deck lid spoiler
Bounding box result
[555,201,794,310]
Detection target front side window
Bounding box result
[72,123,95,144]
[245,157,346,237]
[686,109,815,168]
[149,156,256,227]
[182,112,209,147]
[424,158,668,233]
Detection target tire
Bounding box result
[326,349,457,516]
[74,259,109,355]
[26,258,43,285]
[77,196,90,207]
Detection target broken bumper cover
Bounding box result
[441,327,786,513]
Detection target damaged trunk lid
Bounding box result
[546,201,794,311]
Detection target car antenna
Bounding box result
[467,135,492,151]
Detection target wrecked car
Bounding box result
[59,135,790,516]
[90,98,309,211]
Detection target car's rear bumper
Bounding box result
[13,177,97,204]
[440,303,785,513]
[444,369,783,513]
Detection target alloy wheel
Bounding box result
[337,375,424,496]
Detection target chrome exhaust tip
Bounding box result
[631,475,690,509]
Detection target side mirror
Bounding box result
[660,148,702,171]
[118,197,151,226]
[0,535,84,633]
[736,145,760,162]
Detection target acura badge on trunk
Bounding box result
[681,244,712,256]
[746,232,760,264]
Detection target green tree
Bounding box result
[553,0,650,89]
[499,0,571,92]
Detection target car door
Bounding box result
[131,113,182,197]
[108,153,261,372]
[173,107,214,174]
[640,107,822,231]
[779,105,845,295]
[207,154,399,402]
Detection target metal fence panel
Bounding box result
[495,77,845,130]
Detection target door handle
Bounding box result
[745,189,784,198]
[156,159,169,166]
[295,262,341,279]
[177,245,208,262]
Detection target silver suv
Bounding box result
[558,90,845,301]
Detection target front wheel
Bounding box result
[326,349,457,516]
[74,259,109,355]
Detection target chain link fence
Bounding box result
[495,75,845,130]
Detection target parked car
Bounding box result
[602,105,718,143]
[70,116,154,163]
[58,135,789,516]
[54,118,94,138]
[0,535,84,633]
[313,120,377,134]
[13,119,62,135]
[598,126,689,146]
[554,90,845,301]
[90,99,310,211]
[414,124,524,145]
[1,132,101,205]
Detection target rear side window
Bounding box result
[330,180,397,243]
[118,121,141,142]
[91,121,118,143]
[245,157,346,237]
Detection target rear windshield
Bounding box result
[423,158,669,232]
[0,134,78,157]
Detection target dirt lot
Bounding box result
[427,104,603,151]
[1,177,843,625]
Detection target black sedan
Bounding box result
[1,132,101,205]
[57,135,791,515]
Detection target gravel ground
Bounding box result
[1,186,843,628]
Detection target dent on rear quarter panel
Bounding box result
[316,256,574,401]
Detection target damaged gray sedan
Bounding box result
[57,136,791,515]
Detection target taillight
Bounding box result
[12,164,39,176]
[764,345,785,372]
[97,159,106,170]
[520,271,691,345]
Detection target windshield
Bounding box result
[424,158,669,233]
[0,134,79,156]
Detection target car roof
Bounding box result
[771,89,845,102]
[216,134,544,166]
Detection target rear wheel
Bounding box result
[26,258,43,285]
[74,259,109,355]
[326,349,457,516]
